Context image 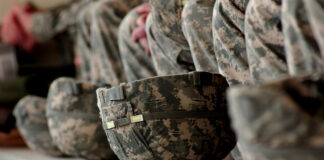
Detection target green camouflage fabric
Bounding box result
[32,0,147,84]
[181,0,219,73]
[245,0,288,84]
[13,96,64,157]
[282,0,323,76]
[147,0,195,76]
[31,0,94,42]
[212,0,249,159]
[97,72,236,160]
[75,1,97,82]
[75,0,147,84]
[46,77,117,160]
[228,74,324,160]
[118,6,157,82]
[304,0,324,61]
[212,0,250,86]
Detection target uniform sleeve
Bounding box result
[30,0,92,42]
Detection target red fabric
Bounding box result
[0,129,26,147]
[131,3,151,56]
[1,4,37,52]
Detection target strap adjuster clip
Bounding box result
[106,121,115,129]
[130,115,144,123]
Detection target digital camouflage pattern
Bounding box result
[245,0,288,84]
[32,0,147,84]
[282,0,323,76]
[46,77,117,160]
[181,0,219,73]
[212,0,250,159]
[75,0,127,84]
[228,74,324,160]
[212,0,250,86]
[13,96,64,157]
[118,6,157,82]
[97,72,236,160]
[147,0,221,76]
[31,0,93,42]
[75,0,147,84]
[304,0,324,61]
[147,0,195,76]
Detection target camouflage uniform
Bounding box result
[13,96,64,157]
[32,0,147,85]
[212,0,250,86]
[282,0,323,76]
[303,0,324,61]
[147,0,195,76]
[46,77,116,159]
[244,0,288,84]
[213,0,324,159]
[75,0,149,85]
[227,73,324,160]
[31,0,93,42]
[118,6,157,82]
[97,72,236,160]
[147,0,223,76]
[181,0,219,73]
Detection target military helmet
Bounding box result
[228,74,324,160]
[97,72,236,160]
[13,96,64,156]
[46,77,116,160]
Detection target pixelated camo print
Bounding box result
[228,73,324,160]
[147,0,195,76]
[75,0,130,84]
[181,0,219,73]
[13,96,64,157]
[282,0,323,76]
[118,6,157,82]
[46,77,116,160]
[31,0,94,42]
[32,0,147,84]
[245,0,288,84]
[213,0,251,86]
[97,72,236,160]
[304,0,324,61]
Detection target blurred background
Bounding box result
[0,0,76,152]
[0,0,69,20]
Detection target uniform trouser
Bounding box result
[147,0,194,76]
[234,0,323,159]
[118,7,157,82]
[75,0,129,85]
[75,0,149,85]
[304,0,324,61]
[181,0,219,73]
[282,0,323,76]
[147,0,220,76]
[227,73,324,160]
[245,0,323,85]
[213,0,250,86]
[31,0,94,42]
[147,0,324,158]
[244,0,288,84]
[212,1,250,159]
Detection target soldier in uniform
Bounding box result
[2,0,149,85]
[228,0,324,159]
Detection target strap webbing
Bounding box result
[105,111,227,129]
[108,83,126,101]
[65,82,81,95]
[240,140,324,155]
[16,123,49,130]
[46,109,99,120]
